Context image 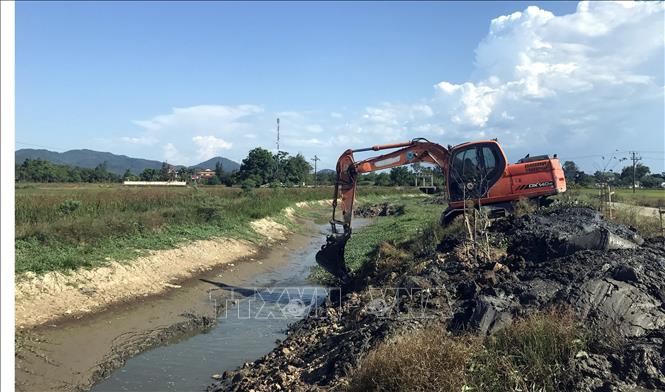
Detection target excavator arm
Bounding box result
[316,138,450,281]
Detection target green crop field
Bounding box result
[573,187,665,207]
[15,183,415,275]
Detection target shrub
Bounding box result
[514,197,536,216]
[348,327,479,392]
[348,310,582,392]
[241,179,257,196]
[467,310,581,392]
[56,199,81,215]
[196,206,220,222]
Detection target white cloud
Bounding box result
[192,135,233,161]
[428,1,664,157]
[163,143,180,162]
[134,104,263,132]
[121,136,158,146]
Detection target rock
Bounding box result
[281,347,291,356]
[470,296,513,334]
[612,265,639,282]
[574,278,665,338]
[211,374,222,380]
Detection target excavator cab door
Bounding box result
[448,142,506,202]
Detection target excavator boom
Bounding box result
[315,139,450,281]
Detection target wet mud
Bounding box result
[212,207,665,391]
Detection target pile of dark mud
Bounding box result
[210,207,665,392]
[353,202,404,218]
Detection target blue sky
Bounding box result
[16,1,664,172]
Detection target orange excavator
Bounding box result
[315,138,566,281]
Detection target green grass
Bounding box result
[16,183,416,275]
[311,195,444,282]
[574,187,665,208]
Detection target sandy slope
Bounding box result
[15,213,294,329]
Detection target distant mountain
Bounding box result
[15,149,240,175]
[190,156,240,172]
[318,169,335,174]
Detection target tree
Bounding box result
[238,148,276,186]
[389,167,414,186]
[594,170,618,184]
[283,153,312,185]
[15,159,121,183]
[640,175,662,188]
[374,173,391,186]
[122,169,132,180]
[214,161,224,180]
[140,168,158,181]
[562,161,579,184]
[620,163,650,185]
[159,162,172,181]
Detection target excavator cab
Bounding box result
[448,142,506,202]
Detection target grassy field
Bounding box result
[574,187,665,207]
[15,183,415,275]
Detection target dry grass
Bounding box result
[514,197,537,216]
[609,205,663,238]
[348,326,479,392]
[468,310,581,391]
[348,310,582,392]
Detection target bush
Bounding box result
[514,197,536,216]
[348,326,478,392]
[348,310,582,392]
[467,310,581,392]
[241,179,257,190]
[196,206,220,222]
[56,199,81,215]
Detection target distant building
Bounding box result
[167,165,179,179]
[195,169,216,180]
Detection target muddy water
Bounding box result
[17,219,365,392]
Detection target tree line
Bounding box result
[16,151,663,190]
[562,161,664,188]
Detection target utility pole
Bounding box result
[630,151,641,193]
[311,155,320,187]
[275,118,280,183]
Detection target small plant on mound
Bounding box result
[467,310,582,392]
[348,327,479,392]
[514,197,536,217]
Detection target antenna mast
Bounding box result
[275,118,280,182]
[311,155,320,187]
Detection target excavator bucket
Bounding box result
[315,233,351,282]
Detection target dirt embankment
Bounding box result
[15,207,299,329]
[211,207,665,391]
